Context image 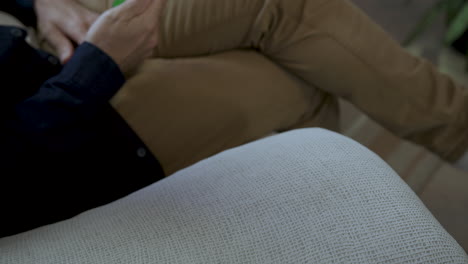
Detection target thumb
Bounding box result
[46,26,74,64]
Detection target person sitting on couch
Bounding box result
[2,0,468,238]
[32,0,468,169]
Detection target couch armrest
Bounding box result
[1,128,467,263]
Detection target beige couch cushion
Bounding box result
[1,128,467,263]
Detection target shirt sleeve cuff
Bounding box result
[55,42,125,104]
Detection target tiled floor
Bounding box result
[346,0,468,252]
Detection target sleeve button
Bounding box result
[10,28,24,38]
[137,147,147,158]
[48,56,59,65]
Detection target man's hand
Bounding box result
[35,0,99,64]
[85,0,166,75]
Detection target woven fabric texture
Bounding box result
[1,128,467,263]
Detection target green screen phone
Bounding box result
[112,0,126,7]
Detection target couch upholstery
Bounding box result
[1,128,467,263]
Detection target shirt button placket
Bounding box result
[48,56,59,65]
[10,28,24,38]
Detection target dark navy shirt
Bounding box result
[0,24,164,237]
[0,0,36,27]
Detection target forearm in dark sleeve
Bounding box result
[8,41,125,152]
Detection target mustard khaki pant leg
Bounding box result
[111,51,337,175]
[81,0,468,169]
[75,0,339,174]
[142,0,468,162]
[3,9,330,176]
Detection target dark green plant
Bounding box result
[404,0,468,69]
